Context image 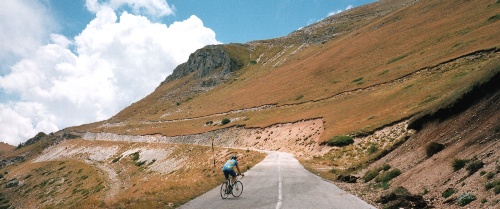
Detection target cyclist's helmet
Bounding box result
[231,155,237,160]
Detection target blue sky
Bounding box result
[53,0,375,44]
[0,0,375,145]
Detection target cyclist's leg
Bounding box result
[228,170,237,186]
[223,170,230,181]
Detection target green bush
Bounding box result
[487,172,495,180]
[375,169,401,183]
[221,118,231,125]
[487,14,500,22]
[382,164,391,171]
[130,152,140,161]
[456,192,476,206]
[452,159,468,171]
[362,170,379,182]
[352,77,363,82]
[135,161,146,166]
[367,144,378,154]
[426,142,445,157]
[387,54,409,64]
[494,185,500,194]
[327,135,354,147]
[112,156,122,163]
[373,181,390,190]
[480,171,487,176]
[442,188,456,198]
[466,160,484,175]
[486,180,500,191]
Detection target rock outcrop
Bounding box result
[160,45,241,88]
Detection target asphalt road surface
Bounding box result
[180,151,376,209]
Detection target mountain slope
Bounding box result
[73,0,499,142]
[0,143,14,157]
[2,0,500,208]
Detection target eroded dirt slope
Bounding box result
[335,75,500,208]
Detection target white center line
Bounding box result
[276,154,282,209]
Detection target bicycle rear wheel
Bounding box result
[231,181,243,197]
[220,182,229,199]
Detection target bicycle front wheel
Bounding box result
[231,181,243,197]
[220,182,229,199]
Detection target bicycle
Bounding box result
[220,173,244,199]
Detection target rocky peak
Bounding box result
[160,45,240,87]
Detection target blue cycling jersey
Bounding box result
[222,159,238,171]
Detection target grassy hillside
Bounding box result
[72,0,500,143]
[1,138,265,208]
[2,0,500,208]
[0,143,14,157]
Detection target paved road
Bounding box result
[180,151,376,209]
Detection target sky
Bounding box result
[0,0,376,146]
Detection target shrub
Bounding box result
[0,174,3,179]
[442,188,456,198]
[6,179,18,188]
[487,14,500,22]
[426,142,445,157]
[456,192,476,206]
[352,77,363,82]
[487,180,500,190]
[295,95,304,100]
[147,159,156,166]
[135,161,146,166]
[486,172,495,180]
[327,135,354,147]
[130,152,140,161]
[495,185,500,194]
[382,164,391,171]
[375,169,401,183]
[367,144,378,154]
[466,160,484,175]
[393,186,411,196]
[221,118,231,125]
[480,171,487,176]
[112,156,122,163]
[373,181,390,190]
[362,170,379,182]
[387,54,409,64]
[452,159,468,171]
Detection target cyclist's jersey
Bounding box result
[222,159,238,171]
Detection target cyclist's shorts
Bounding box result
[223,169,236,179]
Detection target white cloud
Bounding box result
[0,102,58,146]
[0,2,219,145]
[0,0,56,74]
[86,0,174,18]
[328,5,354,17]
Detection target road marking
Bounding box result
[276,154,282,209]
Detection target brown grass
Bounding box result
[70,0,500,145]
[1,139,265,208]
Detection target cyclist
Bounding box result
[222,155,243,189]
